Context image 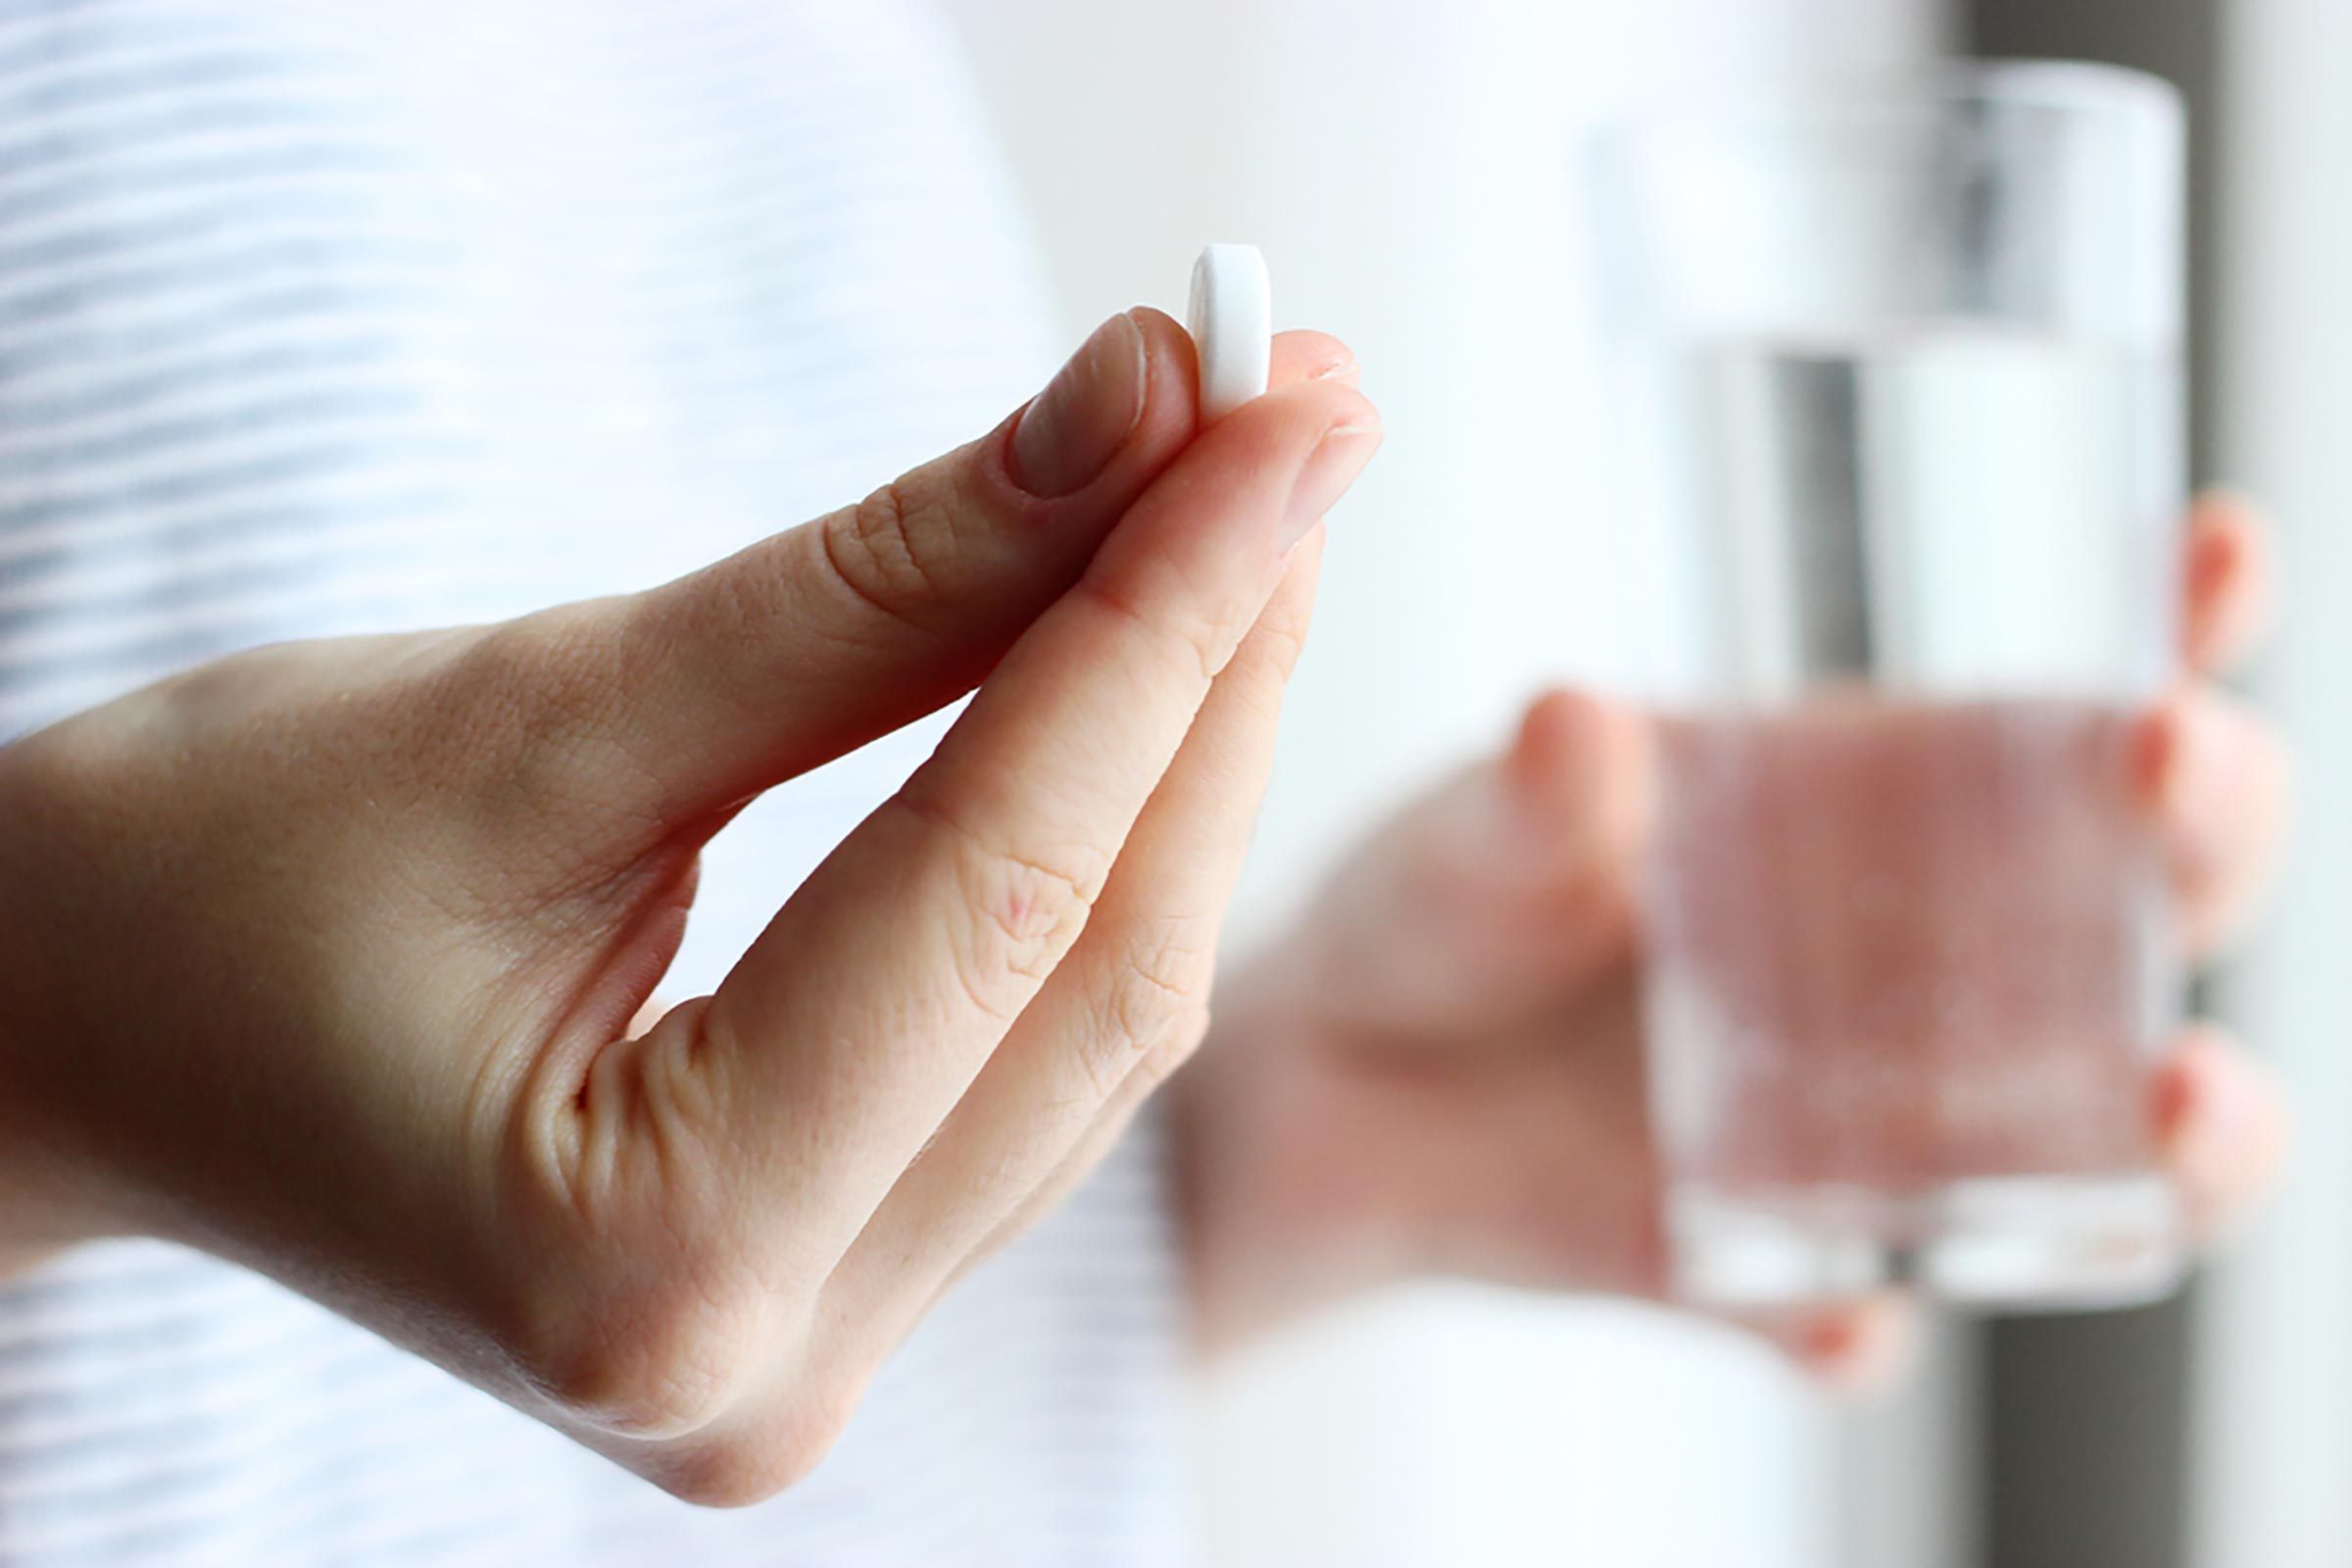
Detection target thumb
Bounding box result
[1304,689,1652,1037]
[570,308,1205,819]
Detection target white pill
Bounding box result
[1187,243,1272,424]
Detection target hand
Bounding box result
[0,312,1379,1501]
[1181,493,2287,1381]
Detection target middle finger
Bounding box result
[2130,686,2289,956]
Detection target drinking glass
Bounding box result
[1588,63,2185,1308]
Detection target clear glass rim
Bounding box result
[1594,59,2181,150]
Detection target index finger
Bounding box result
[695,376,1381,1272]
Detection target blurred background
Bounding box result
[941,1,2347,1564]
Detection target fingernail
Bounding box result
[1307,349,1361,383]
[2133,696,2219,817]
[2125,708,2179,817]
[1795,1295,1916,1399]
[1279,419,1382,552]
[2171,696,2227,799]
[1010,313,1148,499]
[2150,1054,2198,1143]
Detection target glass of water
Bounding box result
[1589,64,2185,1309]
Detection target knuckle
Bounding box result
[430,612,648,842]
[1088,918,1216,1091]
[824,472,965,629]
[960,851,1099,1016]
[684,532,802,666]
[896,793,1108,1022]
[1078,566,1236,688]
[978,848,1100,952]
[447,613,604,756]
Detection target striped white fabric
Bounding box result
[0,2,1189,1563]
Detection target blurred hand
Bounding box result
[1181,493,2288,1383]
[0,312,1378,1502]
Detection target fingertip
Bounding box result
[2149,1043,2198,1142]
[2129,684,2262,823]
[1258,379,1387,480]
[998,308,1204,507]
[1149,312,1360,433]
[1270,329,1359,389]
[2184,490,2277,674]
[1126,305,1204,446]
[1505,688,1605,796]
[1808,1296,1919,1396]
[1497,689,1657,885]
[1145,372,1378,511]
[2123,695,2186,821]
[2132,687,2290,955]
[2154,1027,2291,1239]
[1734,1293,1920,1397]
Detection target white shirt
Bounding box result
[0,3,1187,1561]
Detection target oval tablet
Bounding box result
[1187,243,1272,424]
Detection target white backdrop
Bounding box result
[2195,2,2352,1563]
[946,3,1951,1562]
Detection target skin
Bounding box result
[1180,486,2290,1385]
[0,310,1378,1504]
[0,311,2285,1508]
